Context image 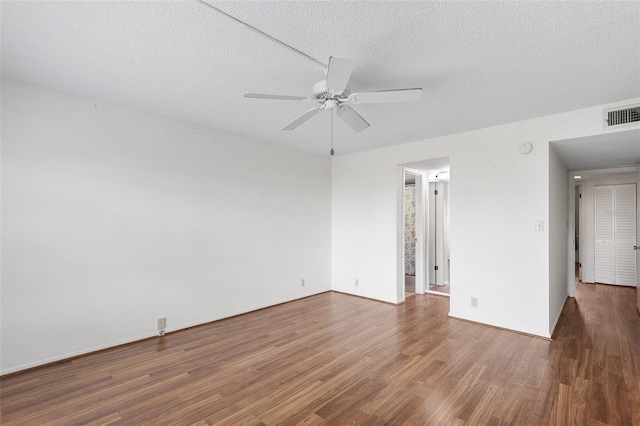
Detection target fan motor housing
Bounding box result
[313,80,350,102]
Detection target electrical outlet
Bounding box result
[301,278,305,287]
[157,317,166,330]
[355,279,359,287]
[470,297,478,308]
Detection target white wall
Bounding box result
[331,97,640,338]
[1,80,332,374]
[579,172,638,283]
[548,147,568,334]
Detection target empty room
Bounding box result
[1,1,639,424]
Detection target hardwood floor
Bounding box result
[428,284,450,295]
[404,275,450,296]
[1,283,639,425]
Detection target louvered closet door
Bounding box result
[594,184,637,286]
[615,184,637,286]
[595,185,615,284]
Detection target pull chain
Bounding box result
[330,110,335,156]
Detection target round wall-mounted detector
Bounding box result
[518,142,533,155]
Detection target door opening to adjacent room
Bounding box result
[428,177,450,295]
[399,157,451,301]
[550,130,639,300]
[568,165,639,296]
[404,171,420,297]
[575,184,582,282]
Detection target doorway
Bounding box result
[549,129,640,298]
[399,157,451,300]
[403,171,420,297]
[594,183,637,286]
[568,167,639,296]
[428,178,450,294]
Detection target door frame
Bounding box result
[567,176,576,297]
[397,158,451,302]
[576,183,584,282]
[402,168,426,297]
[567,167,639,297]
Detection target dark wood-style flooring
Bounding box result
[1,283,639,425]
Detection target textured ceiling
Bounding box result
[2,1,639,156]
[551,129,640,171]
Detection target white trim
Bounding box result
[549,296,568,336]
[0,290,329,376]
[567,177,576,297]
[397,166,406,304]
[398,158,451,301]
[1,332,156,376]
[567,168,639,296]
[405,167,427,295]
[448,313,552,339]
[425,289,450,297]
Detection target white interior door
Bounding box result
[615,184,637,286]
[595,185,615,283]
[595,184,637,286]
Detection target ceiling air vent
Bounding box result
[604,104,640,129]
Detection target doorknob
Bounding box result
[634,245,640,250]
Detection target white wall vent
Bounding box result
[604,104,640,129]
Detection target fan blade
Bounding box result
[352,88,422,104]
[244,93,311,101]
[281,107,322,130]
[337,105,370,132]
[326,56,355,94]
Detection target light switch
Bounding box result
[535,220,544,232]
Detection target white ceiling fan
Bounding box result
[197,0,423,152]
[244,56,423,133]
